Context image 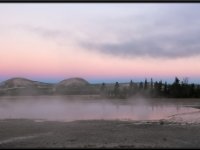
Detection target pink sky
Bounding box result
[0,4,200,83]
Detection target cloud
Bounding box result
[20,25,69,39]
[79,4,200,59]
[81,29,200,59]
[10,4,200,59]
[17,25,83,47]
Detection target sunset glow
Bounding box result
[0,4,200,83]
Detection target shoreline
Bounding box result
[0,119,200,148]
[0,94,200,99]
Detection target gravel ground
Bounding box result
[0,119,200,148]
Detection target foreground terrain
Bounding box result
[0,119,200,148]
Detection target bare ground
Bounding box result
[0,119,200,148]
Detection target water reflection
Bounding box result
[0,96,199,122]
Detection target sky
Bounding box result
[0,3,200,84]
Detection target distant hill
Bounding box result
[55,77,99,95]
[0,77,50,88]
[56,77,89,87]
[0,78,33,88]
[0,77,132,96]
[0,77,53,96]
[0,77,102,96]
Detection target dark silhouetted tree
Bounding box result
[181,78,190,97]
[139,82,143,91]
[150,78,153,90]
[154,81,159,96]
[170,77,181,97]
[158,80,162,92]
[164,81,168,96]
[114,82,120,97]
[196,85,200,98]
[129,80,134,95]
[144,79,148,90]
[189,83,195,97]
[100,82,106,96]
[175,77,180,85]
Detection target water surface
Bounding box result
[0,96,199,122]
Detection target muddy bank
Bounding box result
[0,119,200,148]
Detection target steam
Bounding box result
[0,96,197,122]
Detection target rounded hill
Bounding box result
[56,77,89,87]
[0,77,36,88]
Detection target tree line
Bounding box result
[100,77,200,98]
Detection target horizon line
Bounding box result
[0,76,200,85]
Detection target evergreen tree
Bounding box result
[150,78,153,90]
[181,78,190,98]
[164,81,168,96]
[189,83,195,97]
[154,81,159,96]
[100,83,106,95]
[139,82,143,90]
[129,80,134,95]
[114,82,120,97]
[170,77,181,97]
[158,80,162,92]
[144,78,148,90]
[196,85,200,98]
[174,77,180,85]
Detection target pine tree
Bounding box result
[144,78,148,90]
[170,77,181,97]
[114,82,120,97]
[164,81,168,96]
[100,83,106,95]
[150,78,153,90]
[139,82,143,90]
[129,80,134,95]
